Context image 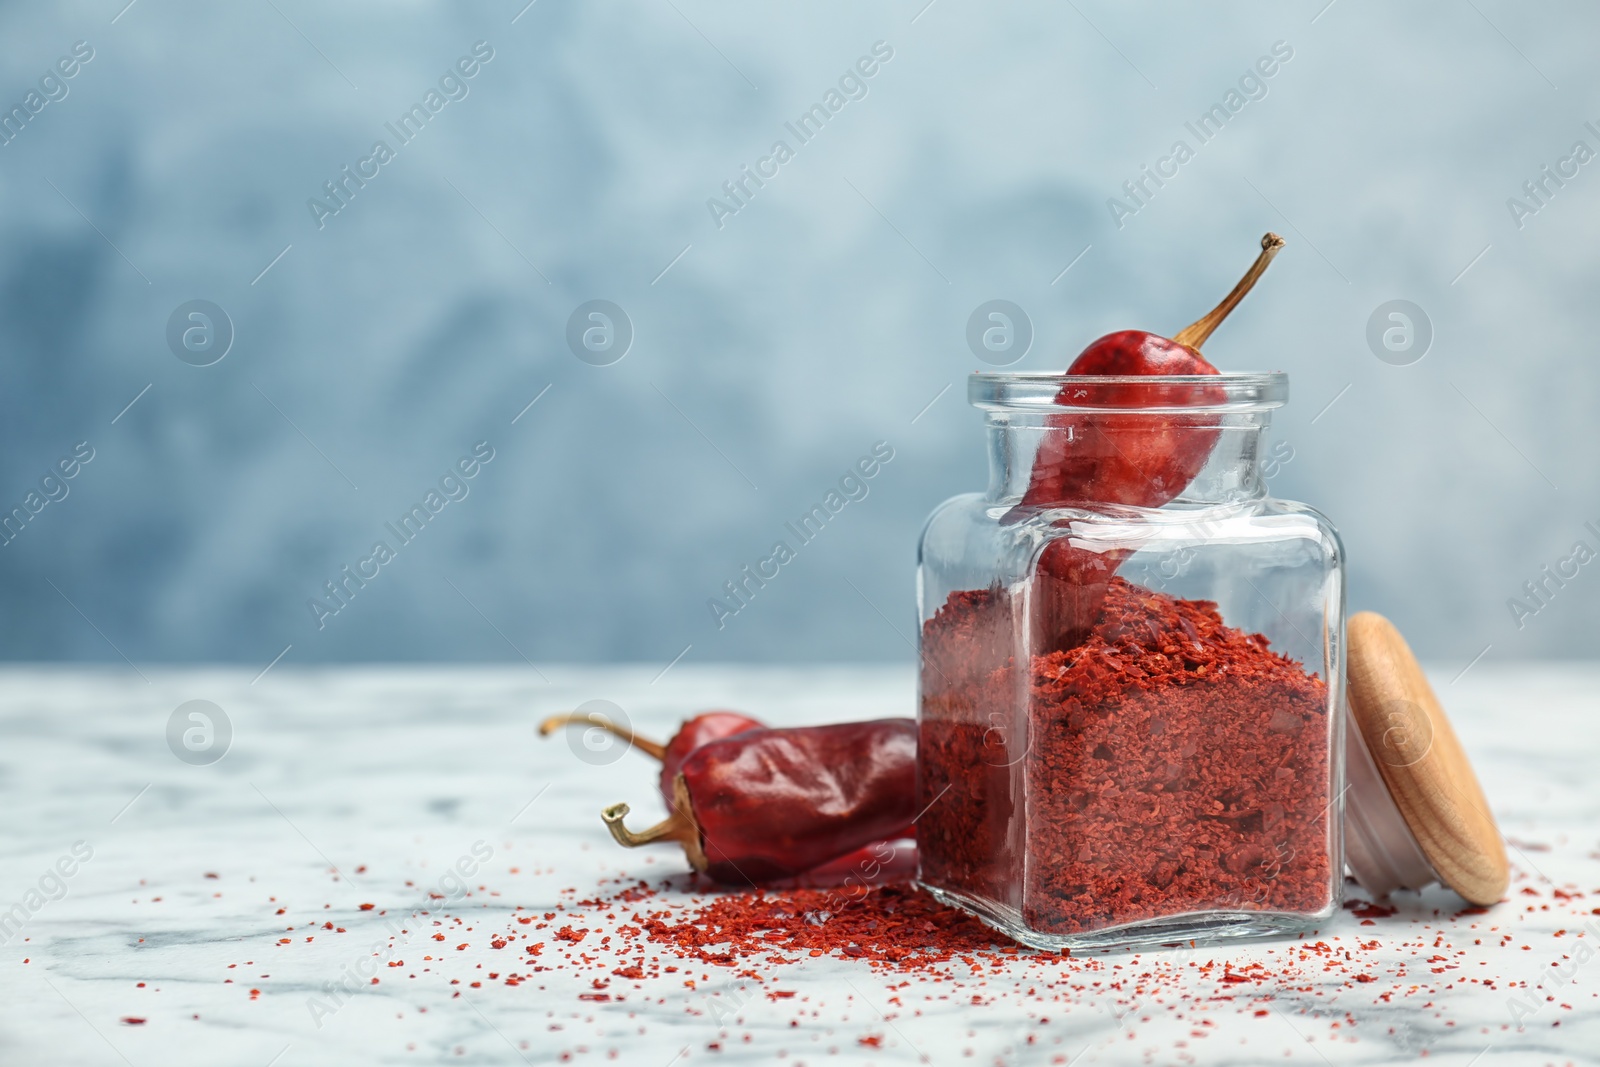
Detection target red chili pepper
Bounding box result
[539,709,763,805]
[1016,234,1284,650]
[599,719,917,884]
[1021,233,1282,511]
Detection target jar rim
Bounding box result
[969,372,1288,412]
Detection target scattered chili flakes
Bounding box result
[639,884,1012,972]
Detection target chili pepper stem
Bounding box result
[538,712,667,761]
[600,776,710,872]
[601,802,693,846]
[1171,232,1285,351]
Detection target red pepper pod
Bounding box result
[1007,234,1283,653]
[1017,236,1285,516]
[602,718,918,885]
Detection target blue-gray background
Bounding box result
[1,0,1595,669]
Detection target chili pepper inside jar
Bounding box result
[916,371,1345,950]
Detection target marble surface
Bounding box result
[0,663,1597,1066]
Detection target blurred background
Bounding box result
[0,0,1595,669]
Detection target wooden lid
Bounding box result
[1344,612,1508,906]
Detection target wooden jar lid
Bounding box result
[1344,611,1508,906]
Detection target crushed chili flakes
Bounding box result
[919,577,1334,936]
[191,840,1598,1064]
[1346,899,1398,920]
[639,884,1011,971]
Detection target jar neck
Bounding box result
[985,412,1275,506]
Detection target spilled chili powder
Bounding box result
[193,844,1595,1059]
[639,883,1008,971]
[919,577,1333,936]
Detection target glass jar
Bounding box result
[916,372,1345,950]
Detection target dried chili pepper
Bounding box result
[1020,234,1283,513]
[600,719,917,885]
[1014,235,1284,651]
[539,708,762,804]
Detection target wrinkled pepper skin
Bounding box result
[659,711,763,803]
[678,718,917,884]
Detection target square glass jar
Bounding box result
[916,372,1345,950]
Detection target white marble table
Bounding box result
[0,664,1595,1066]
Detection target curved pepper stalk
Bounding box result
[601,773,710,873]
[540,709,763,802]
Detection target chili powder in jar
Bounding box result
[916,372,1344,949]
[919,578,1334,944]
